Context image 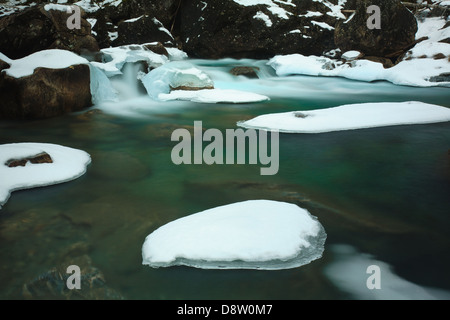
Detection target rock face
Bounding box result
[91,0,178,48]
[0,5,99,59]
[334,0,418,58]
[177,0,347,59]
[113,15,175,47]
[0,63,92,119]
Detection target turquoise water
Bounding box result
[0,63,449,299]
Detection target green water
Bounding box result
[0,74,449,299]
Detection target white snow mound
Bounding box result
[142,200,326,270]
[0,143,91,208]
[238,102,450,133]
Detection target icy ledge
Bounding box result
[238,102,450,134]
[142,200,326,270]
[0,143,91,209]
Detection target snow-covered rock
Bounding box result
[142,200,327,270]
[140,61,214,99]
[268,52,450,87]
[0,143,91,209]
[238,102,450,133]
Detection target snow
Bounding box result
[234,0,292,20]
[325,245,450,300]
[140,61,214,99]
[166,48,189,61]
[268,16,450,87]
[1,50,89,78]
[142,200,326,270]
[342,51,362,61]
[238,102,450,133]
[0,143,91,209]
[159,88,270,104]
[44,4,70,12]
[311,21,334,30]
[268,53,450,87]
[254,11,273,27]
[91,45,168,77]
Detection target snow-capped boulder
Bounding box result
[142,200,327,270]
[141,61,214,99]
[178,0,348,59]
[0,50,92,119]
[0,4,99,59]
[334,0,418,58]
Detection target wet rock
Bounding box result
[334,0,418,58]
[144,42,169,57]
[230,66,260,79]
[429,72,450,83]
[5,152,53,168]
[0,63,92,119]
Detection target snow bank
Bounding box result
[1,49,89,78]
[268,17,450,87]
[238,102,450,133]
[325,245,450,300]
[0,143,91,209]
[142,200,326,270]
[268,53,450,87]
[159,88,270,104]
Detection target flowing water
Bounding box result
[0,59,449,300]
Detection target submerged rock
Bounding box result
[21,255,124,300]
[230,66,260,79]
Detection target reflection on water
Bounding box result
[0,62,449,299]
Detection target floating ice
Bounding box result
[238,101,450,133]
[0,143,91,209]
[142,200,327,270]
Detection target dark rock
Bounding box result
[6,152,53,168]
[230,66,260,79]
[90,0,178,49]
[433,53,447,59]
[177,0,346,59]
[439,37,450,44]
[334,0,418,58]
[0,63,92,119]
[363,56,394,68]
[429,72,450,83]
[112,14,175,47]
[0,5,99,59]
[144,42,169,57]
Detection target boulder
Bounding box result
[112,15,175,47]
[0,5,99,59]
[0,62,91,119]
[90,0,178,49]
[334,0,418,58]
[177,0,347,59]
[230,66,259,79]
